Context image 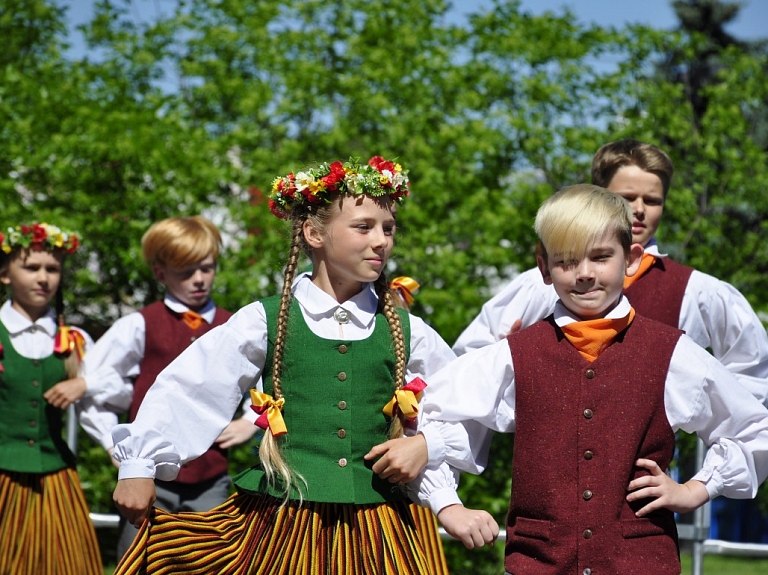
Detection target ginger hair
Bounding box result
[141,216,222,268]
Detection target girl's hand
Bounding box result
[364,434,428,484]
[114,478,157,528]
[215,418,258,449]
[437,504,499,549]
[626,458,709,516]
[43,377,87,409]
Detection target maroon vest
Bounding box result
[132,301,233,484]
[624,257,694,328]
[506,315,683,575]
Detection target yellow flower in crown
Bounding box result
[1,222,80,254]
[268,156,410,219]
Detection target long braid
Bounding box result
[55,272,80,379]
[374,272,408,440]
[258,219,306,504]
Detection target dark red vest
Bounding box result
[624,257,694,328]
[506,315,683,575]
[132,301,233,484]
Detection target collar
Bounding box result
[292,273,378,328]
[163,294,217,324]
[554,295,632,327]
[0,300,58,336]
[642,238,667,258]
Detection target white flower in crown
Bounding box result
[294,171,314,192]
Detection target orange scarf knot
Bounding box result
[54,325,86,361]
[389,276,420,308]
[250,389,287,436]
[560,308,636,362]
[182,310,203,331]
[382,377,427,421]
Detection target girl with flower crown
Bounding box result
[0,223,103,574]
[111,156,456,574]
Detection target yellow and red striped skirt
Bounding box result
[0,467,102,575]
[117,493,449,574]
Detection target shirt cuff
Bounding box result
[427,487,463,516]
[117,458,157,480]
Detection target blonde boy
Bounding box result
[410,185,768,575]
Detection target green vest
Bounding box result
[234,295,411,504]
[0,321,75,473]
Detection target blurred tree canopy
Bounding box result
[2,0,767,570]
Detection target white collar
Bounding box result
[0,300,58,336]
[643,238,667,258]
[292,273,378,328]
[163,294,217,324]
[554,295,633,327]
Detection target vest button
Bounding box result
[338,372,347,381]
[585,369,595,379]
[32,380,40,387]
[33,359,40,367]
[337,429,347,439]
[190,336,197,342]
[583,569,592,575]
[583,529,593,539]
[338,401,347,410]
[338,458,348,467]
[582,489,593,500]
[31,400,39,408]
[29,420,36,428]
[338,344,348,354]
[583,409,593,419]
[28,439,35,446]
[584,450,594,460]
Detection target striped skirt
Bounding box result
[116,493,449,574]
[0,467,102,575]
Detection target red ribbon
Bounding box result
[382,377,427,421]
[53,325,86,360]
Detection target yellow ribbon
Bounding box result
[54,325,86,361]
[249,389,288,436]
[389,276,420,307]
[382,377,427,420]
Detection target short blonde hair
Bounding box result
[535,184,632,261]
[141,216,222,268]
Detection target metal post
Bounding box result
[66,403,78,453]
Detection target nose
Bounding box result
[575,259,594,280]
[630,198,645,219]
[191,269,205,284]
[370,227,387,249]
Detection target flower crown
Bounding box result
[1,222,80,255]
[268,156,410,219]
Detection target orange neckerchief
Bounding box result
[623,253,656,289]
[560,308,636,362]
[182,310,203,331]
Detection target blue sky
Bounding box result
[63,0,768,42]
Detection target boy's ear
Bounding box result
[303,220,324,250]
[536,253,553,285]
[152,263,167,284]
[624,243,645,277]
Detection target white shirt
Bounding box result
[78,295,236,449]
[452,240,768,405]
[111,274,456,482]
[414,297,768,515]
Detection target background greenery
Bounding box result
[3,0,768,570]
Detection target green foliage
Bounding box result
[3,0,768,571]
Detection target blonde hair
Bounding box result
[535,184,633,262]
[141,216,222,268]
[262,193,409,503]
[591,139,674,196]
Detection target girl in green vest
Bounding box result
[111,157,456,574]
[0,222,102,574]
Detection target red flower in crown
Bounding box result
[368,155,394,174]
[321,161,346,191]
[31,223,48,243]
[66,235,80,254]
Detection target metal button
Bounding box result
[583,489,593,500]
[338,458,348,467]
[583,408,593,419]
[585,369,595,379]
[338,401,347,410]
[29,420,36,428]
[583,529,593,539]
[190,336,197,342]
[32,380,39,387]
[583,569,592,575]
[584,450,594,460]
[31,400,39,408]
[338,344,348,354]
[338,372,347,381]
[337,429,347,439]
[33,359,40,367]
[28,439,35,446]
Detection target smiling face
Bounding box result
[0,247,63,321]
[304,194,396,302]
[538,231,643,320]
[153,255,217,310]
[607,165,665,247]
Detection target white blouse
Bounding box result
[414,297,768,516]
[451,240,768,406]
[111,274,456,482]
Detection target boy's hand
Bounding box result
[437,504,499,549]
[627,458,709,516]
[215,418,258,449]
[113,478,156,528]
[43,377,87,409]
[364,434,428,484]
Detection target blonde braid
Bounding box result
[375,273,408,440]
[258,219,306,504]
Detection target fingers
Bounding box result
[363,441,391,461]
